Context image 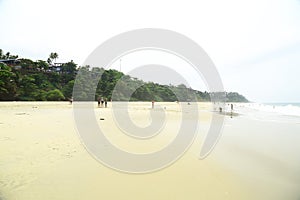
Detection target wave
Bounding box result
[240,103,300,118]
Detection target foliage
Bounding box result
[226,92,248,102]
[46,89,65,101]
[0,49,18,59]
[0,63,17,100]
[48,52,58,64]
[0,49,249,102]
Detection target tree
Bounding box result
[0,49,18,59]
[226,92,248,102]
[61,60,77,74]
[0,63,17,100]
[36,60,49,71]
[47,58,52,65]
[49,52,59,64]
[19,58,35,70]
[46,89,65,101]
[5,52,10,59]
[18,75,39,100]
[62,80,75,99]
[0,50,249,102]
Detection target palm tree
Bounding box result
[5,52,10,59]
[49,52,59,64]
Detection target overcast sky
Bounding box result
[0,0,299,103]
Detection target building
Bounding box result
[0,59,21,69]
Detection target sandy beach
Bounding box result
[0,102,300,200]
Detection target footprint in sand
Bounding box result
[47,142,79,161]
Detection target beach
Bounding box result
[0,102,300,200]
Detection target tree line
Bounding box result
[0,50,248,102]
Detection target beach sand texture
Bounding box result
[0,102,300,200]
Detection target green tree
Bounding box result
[0,50,249,102]
[5,52,10,59]
[19,58,35,70]
[0,63,17,100]
[61,60,77,74]
[62,80,74,99]
[0,49,18,60]
[36,60,49,71]
[18,75,39,100]
[46,89,65,101]
[49,52,59,64]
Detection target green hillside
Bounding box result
[0,50,248,102]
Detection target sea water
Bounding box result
[229,102,300,123]
[258,103,300,117]
[219,102,300,200]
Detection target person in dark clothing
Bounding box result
[97,97,101,107]
[101,97,104,107]
[104,98,108,108]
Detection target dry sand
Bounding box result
[0,102,299,200]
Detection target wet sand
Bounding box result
[0,102,299,200]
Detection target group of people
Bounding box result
[68,96,109,108]
[97,97,108,108]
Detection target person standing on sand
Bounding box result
[101,97,104,107]
[152,100,155,109]
[97,97,101,107]
[104,98,107,108]
[230,104,233,118]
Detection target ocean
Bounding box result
[256,102,300,117]
[229,102,300,123]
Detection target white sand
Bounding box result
[0,102,299,200]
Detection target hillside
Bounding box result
[0,50,248,102]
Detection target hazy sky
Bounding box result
[0,0,299,102]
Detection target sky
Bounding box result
[0,0,299,102]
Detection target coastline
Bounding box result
[0,102,299,199]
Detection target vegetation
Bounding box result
[0,49,248,102]
[0,49,18,59]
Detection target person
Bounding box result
[69,97,73,105]
[97,97,101,107]
[104,98,107,108]
[152,100,155,109]
[231,104,233,111]
[101,97,104,107]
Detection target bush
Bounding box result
[46,89,65,101]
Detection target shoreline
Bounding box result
[0,102,299,199]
